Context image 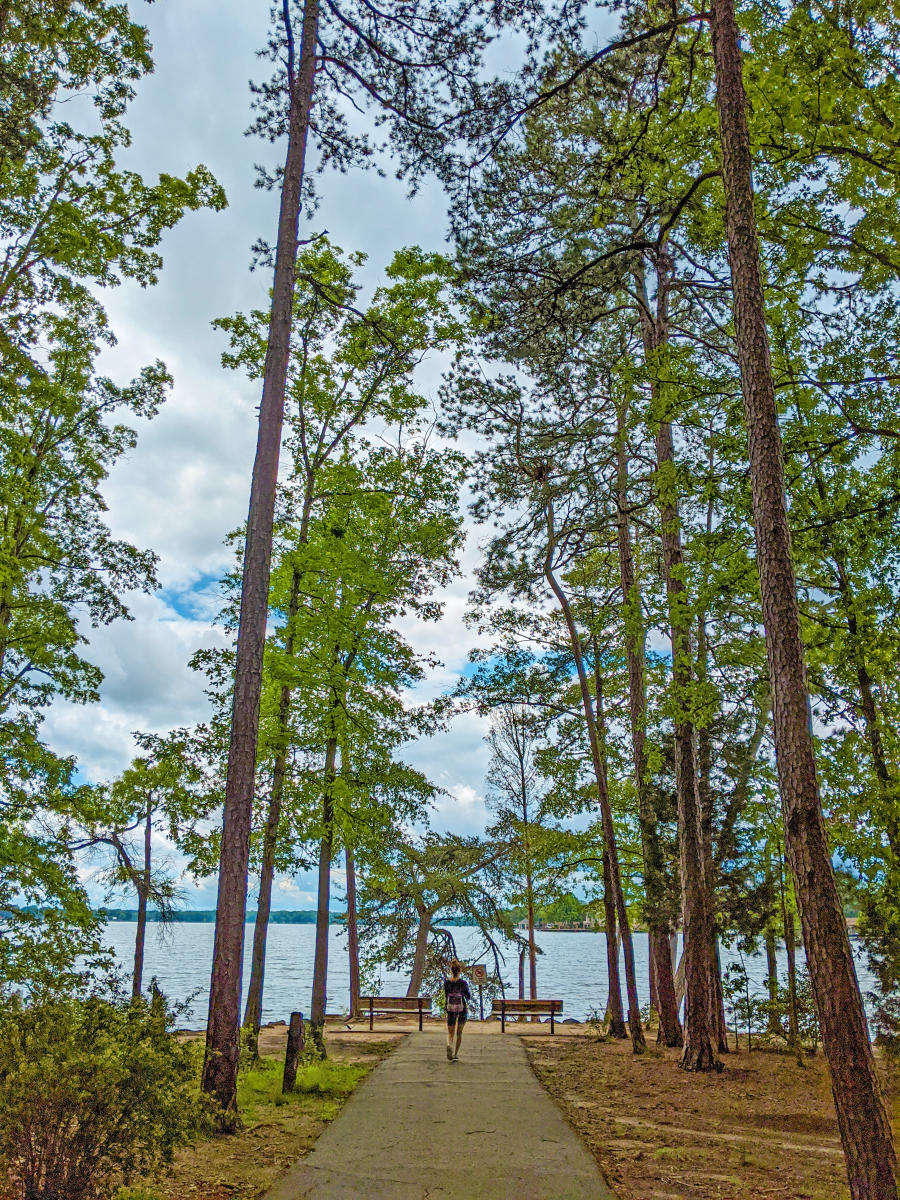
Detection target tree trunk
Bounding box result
[615,404,682,1047]
[202,0,321,1118]
[242,561,307,1053]
[651,929,681,1047]
[407,906,431,998]
[635,261,719,1071]
[133,800,152,999]
[543,531,642,1050]
[696,619,728,1055]
[241,779,281,1056]
[710,0,898,1189]
[657,416,719,1072]
[783,898,803,1067]
[309,735,338,1056]
[525,869,538,1001]
[765,926,780,1036]
[602,852,627,1039]
[345,841,361,1021]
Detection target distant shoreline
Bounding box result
[95,909,341,925]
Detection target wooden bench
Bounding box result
[492,997,564,1034]
[360,995,432,1032]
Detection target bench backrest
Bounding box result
[491,998,564,1014]
[360,995,432,1011]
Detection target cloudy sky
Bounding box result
[51,1,503,908]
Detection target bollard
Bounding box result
[282,1010,305,1093]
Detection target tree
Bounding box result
[203,0,562,1112]
[709,0,898,1188]
[0,2,223,993]
[208,240,462,1056]
[358,831,516,998]
[484,704,555,1002]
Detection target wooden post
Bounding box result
[501,999,506,1033]
[479,985,484,1022]
[418,997,423,1032]
[369,997,374,1032]
[550,1006,555,1036]
[282,1011,305,1093]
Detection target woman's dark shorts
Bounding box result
[447,1011,467,1028]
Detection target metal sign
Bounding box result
[471,963,488,985]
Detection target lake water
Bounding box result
[102,921,879,1028]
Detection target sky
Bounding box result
[49,0,503,909]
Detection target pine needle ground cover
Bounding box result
[136,1028,402,1200]
[524,1035,900,1200]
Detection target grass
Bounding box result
[130,1030,399,1200]
[236,1054,368,1122]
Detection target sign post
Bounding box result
[471,963,488,1019]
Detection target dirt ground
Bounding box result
[146,1025,405,1200]
[522,1034,900,1200]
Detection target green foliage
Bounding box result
[0,988,207,1200]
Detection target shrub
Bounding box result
[0,987,207,1200]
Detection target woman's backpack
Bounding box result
[447,986,465,1014]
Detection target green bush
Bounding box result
[0,987,207,1200]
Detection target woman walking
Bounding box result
[444,959,471,1061]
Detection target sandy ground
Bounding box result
[523,1033,900,1200]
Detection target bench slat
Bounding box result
[360,996,431,1010]
[491,997,563,1034]
[360,995,433,1031]
[490,999,563,1012]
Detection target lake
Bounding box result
[101,921,879,1028]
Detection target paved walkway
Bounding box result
[264,1031,616,1200]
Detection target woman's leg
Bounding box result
[453,1015,466,1058]
[446,1018,455,1059]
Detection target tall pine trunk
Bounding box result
[525,868,538,1000]
[202,0,321,1116]
[615,403,682,1046]
[242,566,304,1054]
[602,854,627,1039]
[635,263,719,1070]
[133,800,152,999]
[543,513,644,1052]
[309,735,338,1055]
[710,0,898,1189]
[345,841,361,1020]
[241,774,282,1055]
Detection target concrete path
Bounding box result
[264,1031,616,1200]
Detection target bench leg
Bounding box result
[551,1011,555,1035]
[418,999,423,1032]
[369,1001,374,1033]
[501,1001,505,1033]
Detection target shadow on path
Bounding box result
[264,1031,617,1199]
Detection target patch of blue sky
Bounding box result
[158,573,224,621]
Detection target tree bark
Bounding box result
[710,0,898,1189]
[202,0,321,1117]
[243,566,304,1053]
[615,403,682,1046]
[765,926,780,1036]
[241,778,281,1056]
[543,535,643,1050]
[407,906,431,998]
[133,799,152,999]
[602,852,627,1039]
[309,734,338,1055]
[345,841,361,1021]
[635,260,719,1070]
